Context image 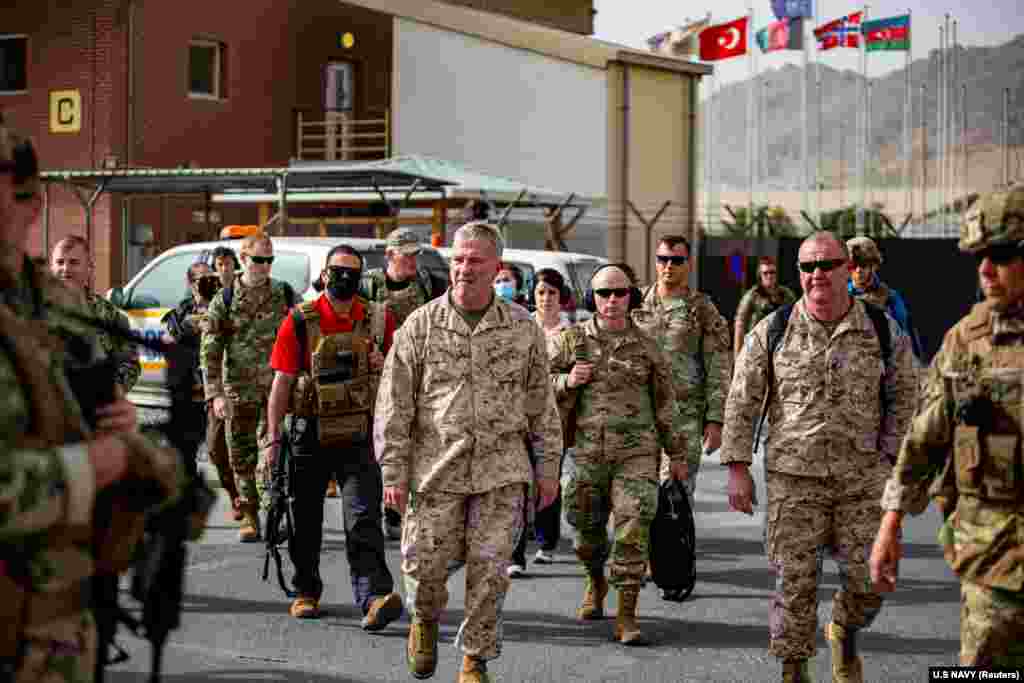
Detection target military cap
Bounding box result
[846,236,883,266]
[0,119,40,200]
[959,183,1024,253]
[386,227,422,256]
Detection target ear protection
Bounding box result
[584,263,643,313]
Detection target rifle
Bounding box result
[262,428,297,598]
[51,305,215,683]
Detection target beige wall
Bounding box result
[606,62,699,286]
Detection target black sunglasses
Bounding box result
[249,255,275,265]
[594,288,631,299]
[975,244,1022,266]
[798,259,846,274]
[656,255,689,266]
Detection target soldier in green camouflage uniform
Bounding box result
[632,235,732,505]
[721,231,918,683]
[0,119,180,683]
[360,227,446,539]
[50,236,141,393]
[201,233,296,542]
[734,256,797,355]
[551,263,685,646]
[872,183,1024,670]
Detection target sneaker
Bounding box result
[362,592,404,632]
[289,595,321,619]
[506,564,526,578]
[533,549,554,564]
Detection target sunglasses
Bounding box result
[594,288,631,299]
[249,255,275,265]
[798,259,846,274]
[975,244,1022,266]
[761,270,777,276]
[656,255,689,266]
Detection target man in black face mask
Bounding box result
[263,245,403,626]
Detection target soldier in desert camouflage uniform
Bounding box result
[550,263,685,646]
[375,221,562,683]
[50,235,141,393]
[720,231,917,683]
[871,183,1024,669]
[0,118,180,683]
[201,233,296,542]
[734,256,797,356]
[632,235,732,505]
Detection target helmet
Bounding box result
[959,183,1024,253]
[846,236,883,266]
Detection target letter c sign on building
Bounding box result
[49,90,82,134]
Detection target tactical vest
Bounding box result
[291,298,386,447]
[366,269,428,329]
[944,302,1024,591]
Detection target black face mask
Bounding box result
[325,266,361,300]
[195,275,222,301]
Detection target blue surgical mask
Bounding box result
[494,282,516,302]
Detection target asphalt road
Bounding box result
[105,431,961,683]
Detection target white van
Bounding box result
[109,236,449,408]
[435,247,606,320]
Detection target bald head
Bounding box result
[591,265,632,290]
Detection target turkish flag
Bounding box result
[699,17,749,61]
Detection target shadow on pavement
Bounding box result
[104,668,362,682]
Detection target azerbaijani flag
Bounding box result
[862,14,910,51]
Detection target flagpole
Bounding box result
[937,22,944,232]
[951,18,958,212]
[816,0,824,221]
[942,13,949,233]
[747,0,755,221]
[801,14,810,220]
[904,10,912,218]
[858,3,869,233]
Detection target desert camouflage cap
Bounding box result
[386,227,422,255]
[846,236,883,265]
[960,183,1024,253]
[0,118,40,200]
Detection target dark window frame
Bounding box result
[0,35,28,94]
[187,39,227,100]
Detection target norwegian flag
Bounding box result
[814,11,863,50]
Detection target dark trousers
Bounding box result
[178,400,206,479]
[288,417,394,612]
[535,487,562,551]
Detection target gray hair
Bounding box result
[800,231,849,260]
[453,221,504,260]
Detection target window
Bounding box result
[188,40,225,99]
[0,35,28,93]
[126,252,198,310]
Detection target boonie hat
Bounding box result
[386,227,422,256]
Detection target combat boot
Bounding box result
[457,656,490,683]
[238,502,261,543]
[576,572,609,620]
[407,620,439,680]
[326,478,340,498]
[782,659,811,682]
[825,621,864,683]
[613,586,649,646]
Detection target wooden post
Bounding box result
[296,110,304,161]
[431,199,447,247]
[258,203,271,229]
[627,200,672,284]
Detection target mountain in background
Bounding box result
[703,32,1024,192]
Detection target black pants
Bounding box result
[178,400,206,479]
[288,417,393,612]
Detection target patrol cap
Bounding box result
[0,118,40,201]
[846,236,883,266]
[959,183,1024,253]
[386,227,422,256]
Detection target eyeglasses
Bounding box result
[249,255,275,265]
[594,288,631,299]
[975,244,1022,266]
[656,255,689,266]
[798,259,845,274]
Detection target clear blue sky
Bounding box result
[593,0,1023,93]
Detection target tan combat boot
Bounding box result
[782,659,811,682]
[457,655,491,683]
[326,478,340,498]
[825,621,864,683]
[576,572,609,620]
[613,586,648,646]
[238,502,261,543]
[407,620,439,680]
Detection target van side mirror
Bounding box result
[107,287,125,308]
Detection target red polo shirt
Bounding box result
[270,295,395,375]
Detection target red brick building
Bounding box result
[1,0,596,290]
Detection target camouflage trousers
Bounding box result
[764,468,888,660]
[205,402,237,502]
[566,454,659,588]
[16,611,96,683]
[401,484,525,661]
[960,580,1024,667]
[225,399,268,508]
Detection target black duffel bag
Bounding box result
[648,479,696,602]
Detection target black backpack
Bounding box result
[648,478,696,601]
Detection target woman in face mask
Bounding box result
[494,263,527,308]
